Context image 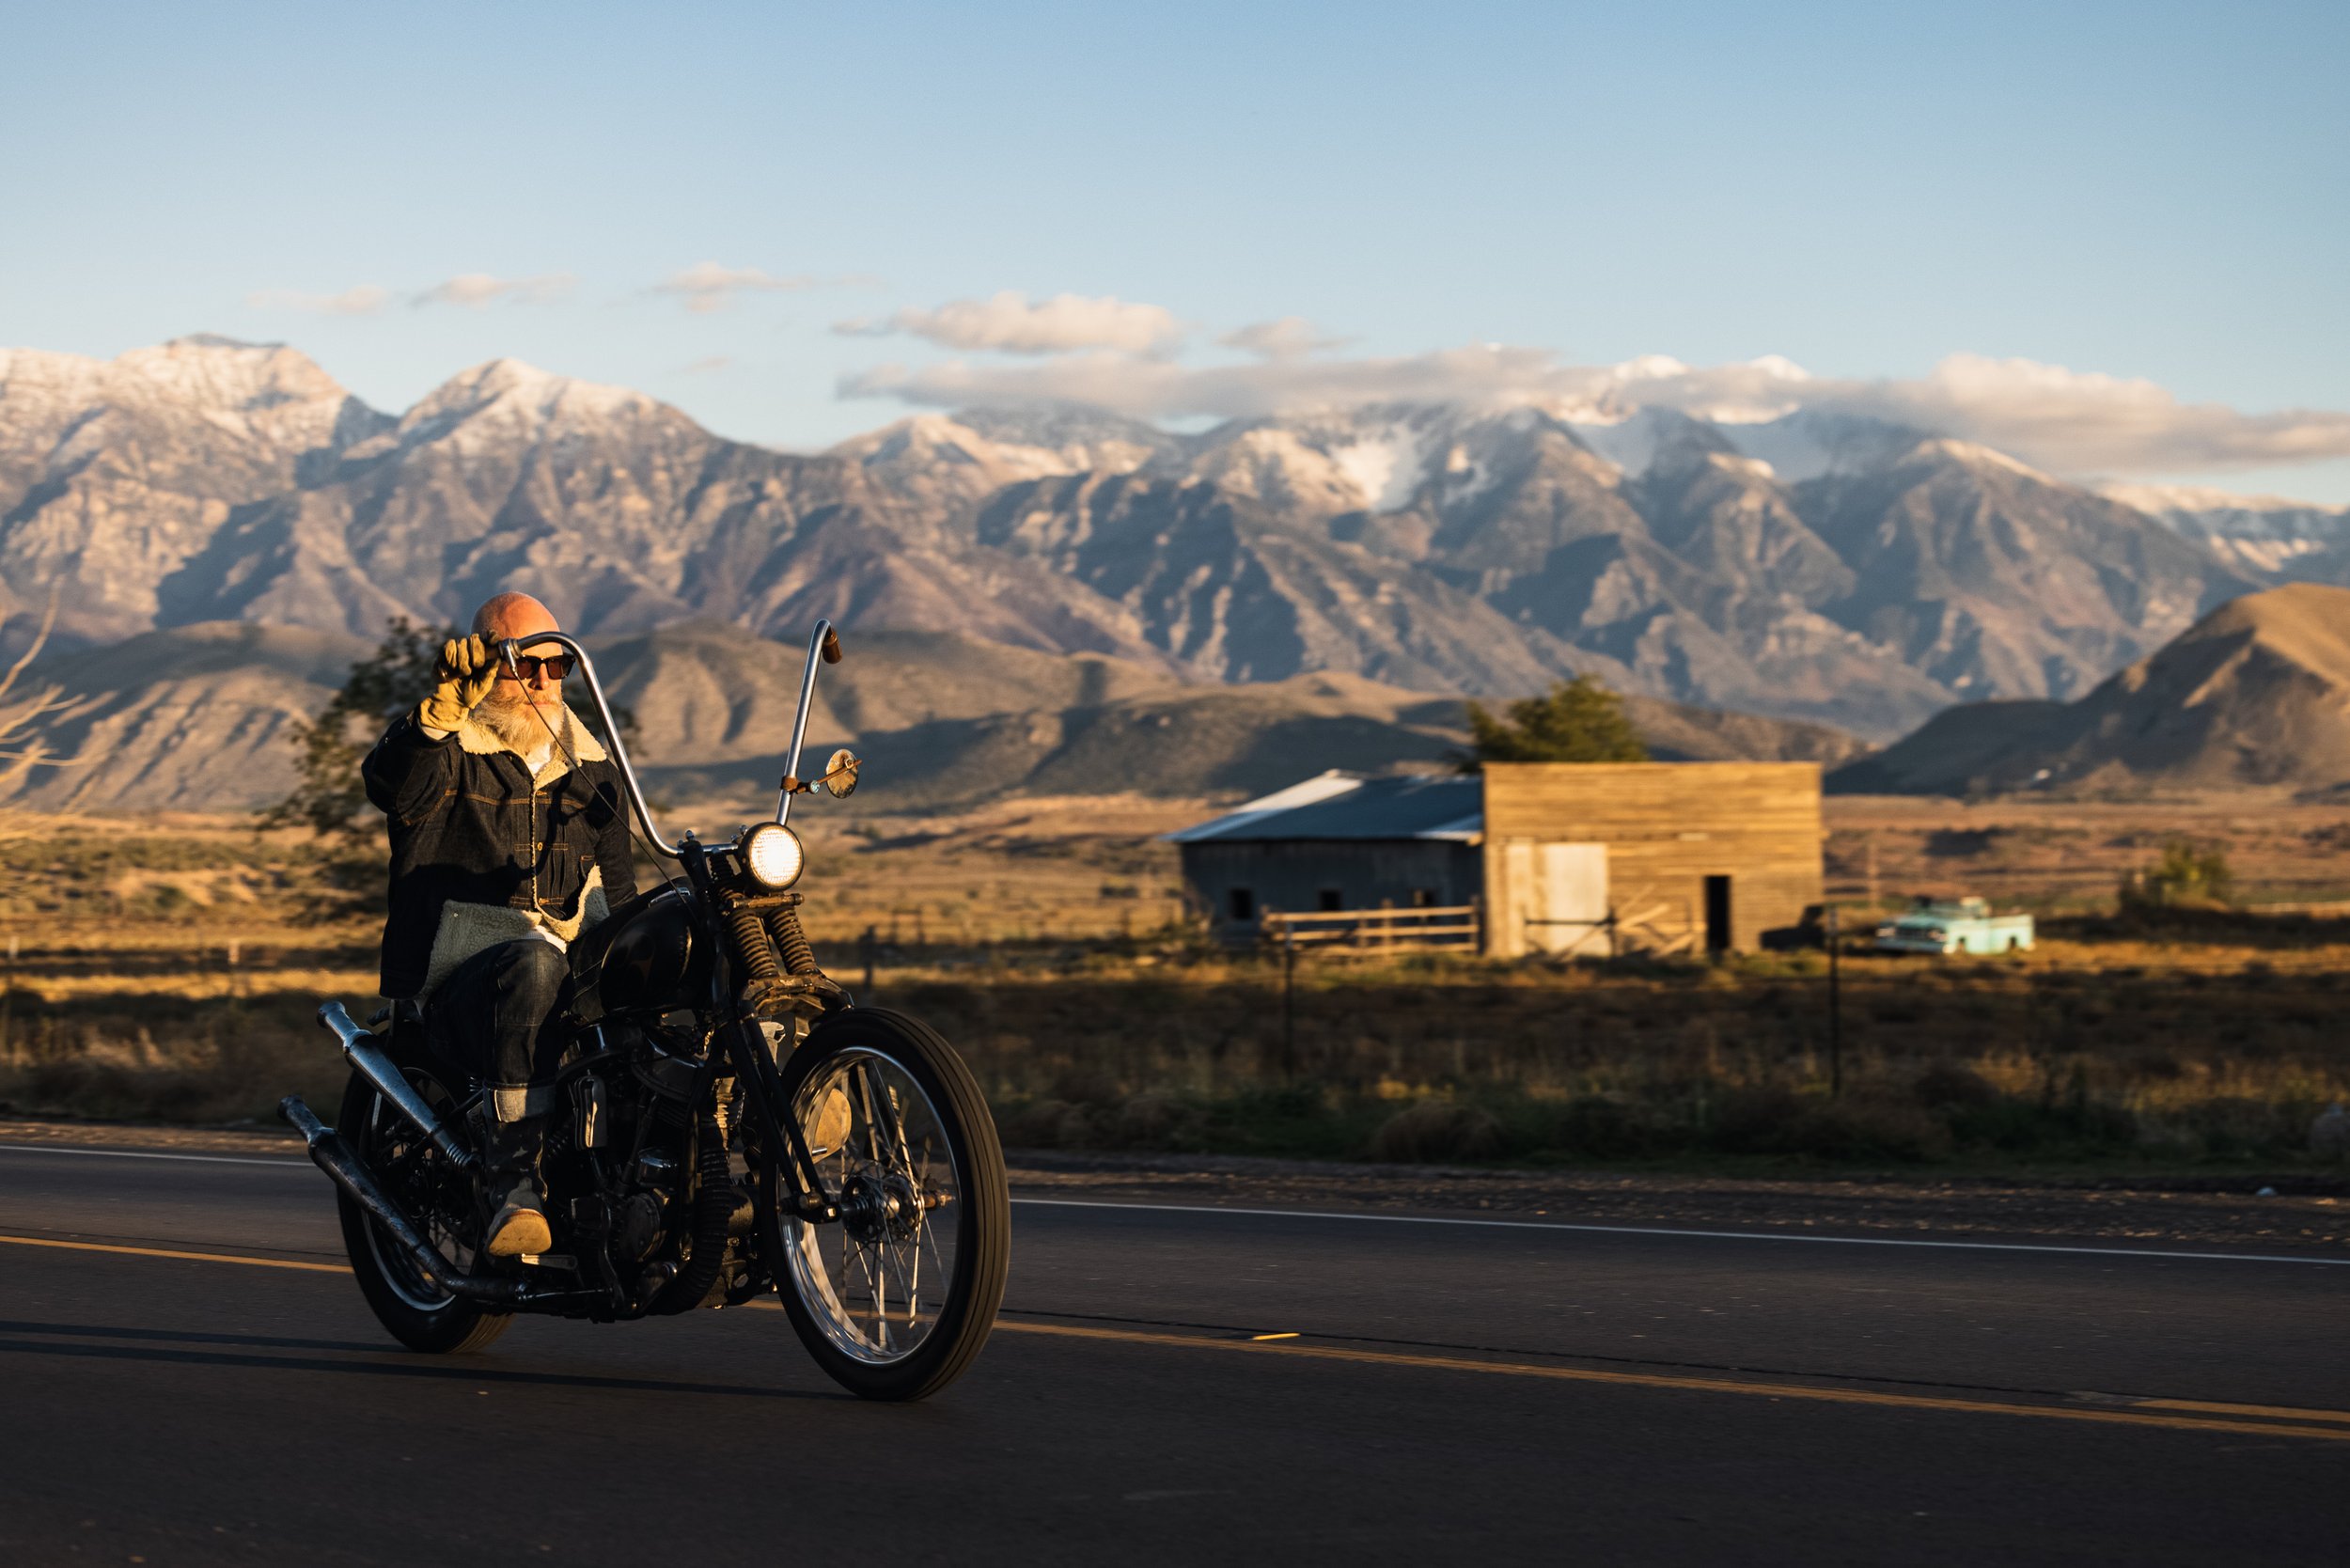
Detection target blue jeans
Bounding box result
[430,937,571,1099]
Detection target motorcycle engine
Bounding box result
[616,1192,666,1262]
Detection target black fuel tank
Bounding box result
[572,885,710,1020]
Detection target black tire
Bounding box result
[765,1008,1009,1402]
[335,1057,511,1356]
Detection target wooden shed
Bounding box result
[1169,762,1824,957]
[1480,760,1824,958]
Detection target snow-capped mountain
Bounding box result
[0,336,2302,738]
[2098,482,2350,579]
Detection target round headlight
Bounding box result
[742,823,806,889]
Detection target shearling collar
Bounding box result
[454,704,608,784]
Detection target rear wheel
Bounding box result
[335,1054,510,1355]
[764,1009,1009,1402]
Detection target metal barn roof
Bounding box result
[1165,771,1482,844]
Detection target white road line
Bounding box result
[0,1142,309,1169]
[1010,1198,2350,1268]
[7,1143,2339,1268]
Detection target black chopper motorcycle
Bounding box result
[278,620,1009,1403]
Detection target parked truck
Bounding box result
[1874,896,2034,956]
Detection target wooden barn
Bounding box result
[1168,761,1825,957]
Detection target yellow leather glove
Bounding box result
[418,635,499,732]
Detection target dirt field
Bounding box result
[1825,793,2350,914]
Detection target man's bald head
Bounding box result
[472,591,560,647]
[470,592,568,713]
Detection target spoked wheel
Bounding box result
[335,1054,509,1355]
[766,1009,1009,1401]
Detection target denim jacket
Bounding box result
[362,707,639,998]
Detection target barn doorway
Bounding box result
[1703,875,1732,955]
[1504,840,1609,957]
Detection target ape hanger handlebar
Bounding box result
[492,619,841,858]
[776,619,840,828]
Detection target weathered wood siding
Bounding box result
[1480,762,1823,956]
[1181,839,1482,939]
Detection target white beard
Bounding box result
[475,691,566,772]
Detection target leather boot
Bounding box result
[479,1112,552,1258]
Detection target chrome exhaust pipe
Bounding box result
[317,1001,475,1170]
[277,1095,526,1304]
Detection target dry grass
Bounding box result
[881,929,2350,1169]
[6,794,2350,1173]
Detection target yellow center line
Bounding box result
[0,1232,346,1273]
[8,1232,2348,1443]
[992,1323,2350,1444]
[2133,1398,2350,1427]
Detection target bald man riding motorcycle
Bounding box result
[362,592,638,1257]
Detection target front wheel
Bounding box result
[763,1009,1009,1401]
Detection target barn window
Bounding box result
[1318,888,1344,912]
[1228,887,1256,921]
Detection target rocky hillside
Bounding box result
[0,621,1863,811]
[1829,584,2350,795]
[0,337,2291,738]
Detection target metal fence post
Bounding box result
[1827,905,1843,1099]
[1282,926,1297,1079]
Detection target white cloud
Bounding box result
[680,355,732,375]
[844,343,1625,420]
[245,284,394,316]
[1217,316,1351,360]
[654,262,832,314]
[1835,354,2350,474]
[248,274,574,314]
[841,340,2350,478]
[838,290,1185,355]
[414,272,574,308]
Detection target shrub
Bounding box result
[1368,1100,1504,1163]
[1116,1090,1202,1148]
[1710,1086,1947,1163]
[2119,841,2235,910]
[1000,1098,1095,1149]
[1548,1094,1653,1158]
[1913,1060,1999,1110]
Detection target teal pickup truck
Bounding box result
[1874,896,2035,956]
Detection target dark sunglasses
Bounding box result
[501,653,575,681]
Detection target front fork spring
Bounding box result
[726,903,782,981]
[767,904,819,976]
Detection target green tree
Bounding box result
[1456,676,1648,771]
[261,619,452,842]
[2119,839,2235,910]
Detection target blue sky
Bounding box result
[4,0,2345,497]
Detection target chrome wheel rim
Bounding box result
[781,1047,963,1365]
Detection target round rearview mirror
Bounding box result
[821,747,861,798]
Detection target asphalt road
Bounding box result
[1,1143,2344,1566]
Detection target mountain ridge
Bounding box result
[0,619,1864,812]
[1829,584,2350,795]
[0,336,2301,740]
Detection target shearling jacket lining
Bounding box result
[363,705,639,998]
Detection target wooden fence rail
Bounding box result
[1260,904,1482,950]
